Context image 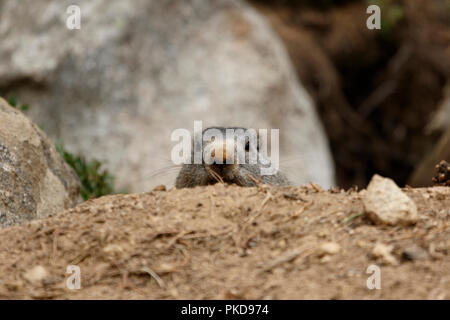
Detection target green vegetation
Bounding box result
[369,0,405,39]
[56,143,116,200]
[342,212,364,224]
[8,96,29,112]
[6,95,119,200]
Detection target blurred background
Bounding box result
[0,0,449,195]
[251,0,450,188]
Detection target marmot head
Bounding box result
[175,127,290,188]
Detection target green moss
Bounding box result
[8,96,29,112]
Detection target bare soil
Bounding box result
[0,184,448,299]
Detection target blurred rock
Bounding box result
[23,265,49,285]
[0,98,81,227]
[402,244,429,261]
[0,0,334,192]
[364,174,418,226]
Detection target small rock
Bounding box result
[363,174,418,226]
[357,240,367,248]
[277,239,287,249]
[103,244,125,257]
[371,243,398,266]
[402,244,429,261]
[152,185,167,192]
[23,265,49,284]
[318,242,341,257]
[317,231,328,238]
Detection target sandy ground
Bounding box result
[0,183,448,299]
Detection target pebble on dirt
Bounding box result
[371,243,399,266]
[318,242,341,257]
[363,174,419,226]
[23,265,49,285]
[402,244,429,261]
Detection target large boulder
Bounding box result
[0,98,81,227]
[0,0,335,191]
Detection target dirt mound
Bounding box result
[0,184,448,299]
